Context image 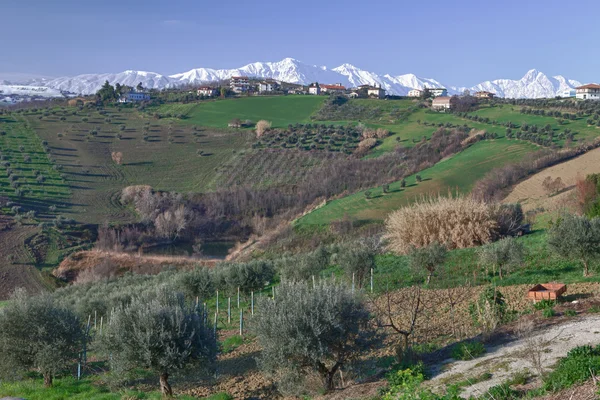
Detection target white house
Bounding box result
[559,89,576,98]
[347,92,359,98]
[408,89,423,97]
[428,87,448,97]
[230,76,250,93]
[432,96,457,110]
[308,82,321,95]
[367,85,385,99]
[258,80,278,93]
[576,84,600,100]
[320,83,346,94]
[197,86,218,97]
[118,92,150,103]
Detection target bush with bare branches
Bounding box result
[120,185,153,205]
[111,151,123,165]
[255,120,272,138]
[384,194,500,254]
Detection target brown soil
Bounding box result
[534,379,598,399]
[504,146,600,212]
[53,250,217,282]
[0,218,47,300]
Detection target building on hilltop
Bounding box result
[432,96,457,110]
[308,82,321,95]
[320,83,346,94]
[427,87,448,97]
[230,76,250,93]
[118,91,150,103]
[559,89,576,98]
[474,91,496,99]
[258,80,279,93]
[367,84,385,99]
[197,86,218,97]
[576,84,600,100]
[408,89,423,97]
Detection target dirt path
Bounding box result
[427,314,600,398]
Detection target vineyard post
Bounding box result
[251,291,254,315]
[352,273,355,294]
[370,268,373,293]
[312,275,315,288]
[216,290,219,314]
[237,287,240,308]
[228,297,231,324]
[239,309,243,335]
[94,310,97,330]
[213,312,217,337]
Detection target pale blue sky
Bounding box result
[1,0,599,86]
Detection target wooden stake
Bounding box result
[237,287,240,309]
[216,290,219,314]
[228,297,231,324]
[370,268,373,293]
[251,291,254,315]
[239,309,243,335]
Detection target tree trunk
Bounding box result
[499,266,503,280]
[43,373,53,388]
[159,372,172,397]
[426,271,432,285]
[583,259,589,277]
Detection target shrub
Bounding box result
[533,299,556,310]
[99,289,217,396]
[174,267,214,299]
[385,194,499,254]
[213,260,275,294]
[547,213,600,276]
[564,309,577,317]
[483,383,518,400]
[543,345,600,392]
[252,281,373,394]
[336,241,376,288]
[542,307,556,318]
[0,290,83,387]
[451,341,486,360]
[111,151,123,165]
[255,120,272,138]
[477,236,525,279]
[469,286,506,336]
[407,241,447,284]
[276,247,330,281]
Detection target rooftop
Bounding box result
[576,84,600,90]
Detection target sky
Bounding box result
[1,0,599,86]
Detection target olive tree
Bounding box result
[408,242,447,284]
[478,236,525,279]
[547,214,600,276]
[99,289,217,396]
[276,246,329,281]
[252,281,374,394]
[0,290,83,387]
[336,242,376,288]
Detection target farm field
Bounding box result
[0,114,70,218]
[171,95,325,128]
[503,145,600,211]
[19,107,253,224]
[297,139,537,226]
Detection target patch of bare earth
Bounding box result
[504,146,600,212]
[53,250,217,282]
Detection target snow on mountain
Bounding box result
[44,70,173,95]
[469,69,582,99]
[27,58,583,98]
[170,58,348,87]
[0,84,62,97]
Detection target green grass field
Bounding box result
[172,95,325,128]
[297,139,536,226]
[0,114,71,217]
[18,107,252,224]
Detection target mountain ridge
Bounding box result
[3,58,584,98]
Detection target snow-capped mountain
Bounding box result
[44,70,173,95]
[6,58,584,98]
[469,69,582,98]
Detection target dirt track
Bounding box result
[428,314,600,398]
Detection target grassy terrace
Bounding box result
[173,95,325,128]
[297,139,536,226]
